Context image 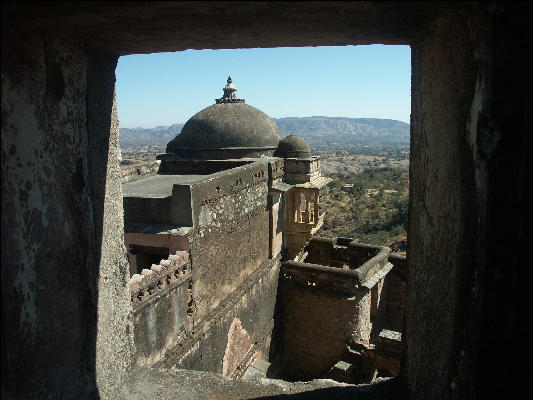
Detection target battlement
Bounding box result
[129,250,190,307]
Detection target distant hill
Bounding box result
[119,117,409,148]
[275,117,409,140]
[119,123,184,147]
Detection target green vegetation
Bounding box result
[319,167,409,253]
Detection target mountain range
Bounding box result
[119,117,410,147]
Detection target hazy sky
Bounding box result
[116,45,411,128]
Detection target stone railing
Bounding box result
[305,237,389,270]
[128,250,190,307]
[281,244,391,295]
[281,261,363,295]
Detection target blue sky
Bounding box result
[116,45,411,128]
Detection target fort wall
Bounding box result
[123,161,280,376]
[161,259,280,377]
[188,162,271,322]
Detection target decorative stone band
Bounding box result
[128,250,190,306]
[215,98,245,104]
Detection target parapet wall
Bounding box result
[305,236,387,270]
[121,160,161,183]
[129,250,192,367]
[278,272,369,380]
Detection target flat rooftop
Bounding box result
[122,174,206,198]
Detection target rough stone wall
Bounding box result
[191,203,270,321]
[124,196,174,225]
[3,2,437,53]
[160,259,280,375]
[287,249,402,382]
[87,53,135,398]
[283,158,320,184]
[384,254,406,332]
[133,282,189,365]
[406,7,481,399]
[189,163,271,322]
[305,237,383,269]
[222,317,254,377]
[405,7,531,397]
[461,4,530,398]
[1,33,133,398]
[279,284,368,380]
[144,162,279,375]
[1,33,97,399]
[277,248,393,382]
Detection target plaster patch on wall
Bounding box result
[222,317,253,377]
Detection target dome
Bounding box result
[274,135,311,158]
[166,77,282,159]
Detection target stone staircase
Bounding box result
[323,328,402,384]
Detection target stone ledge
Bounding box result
[116,367,405,400]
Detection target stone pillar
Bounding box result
[313,191,319,226]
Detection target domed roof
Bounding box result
[274,135,311,158]
[166,77,282,159]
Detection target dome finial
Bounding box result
[216,76,245,104]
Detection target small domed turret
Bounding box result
[274,135,311,158]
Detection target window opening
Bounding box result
[116,44,410,385]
